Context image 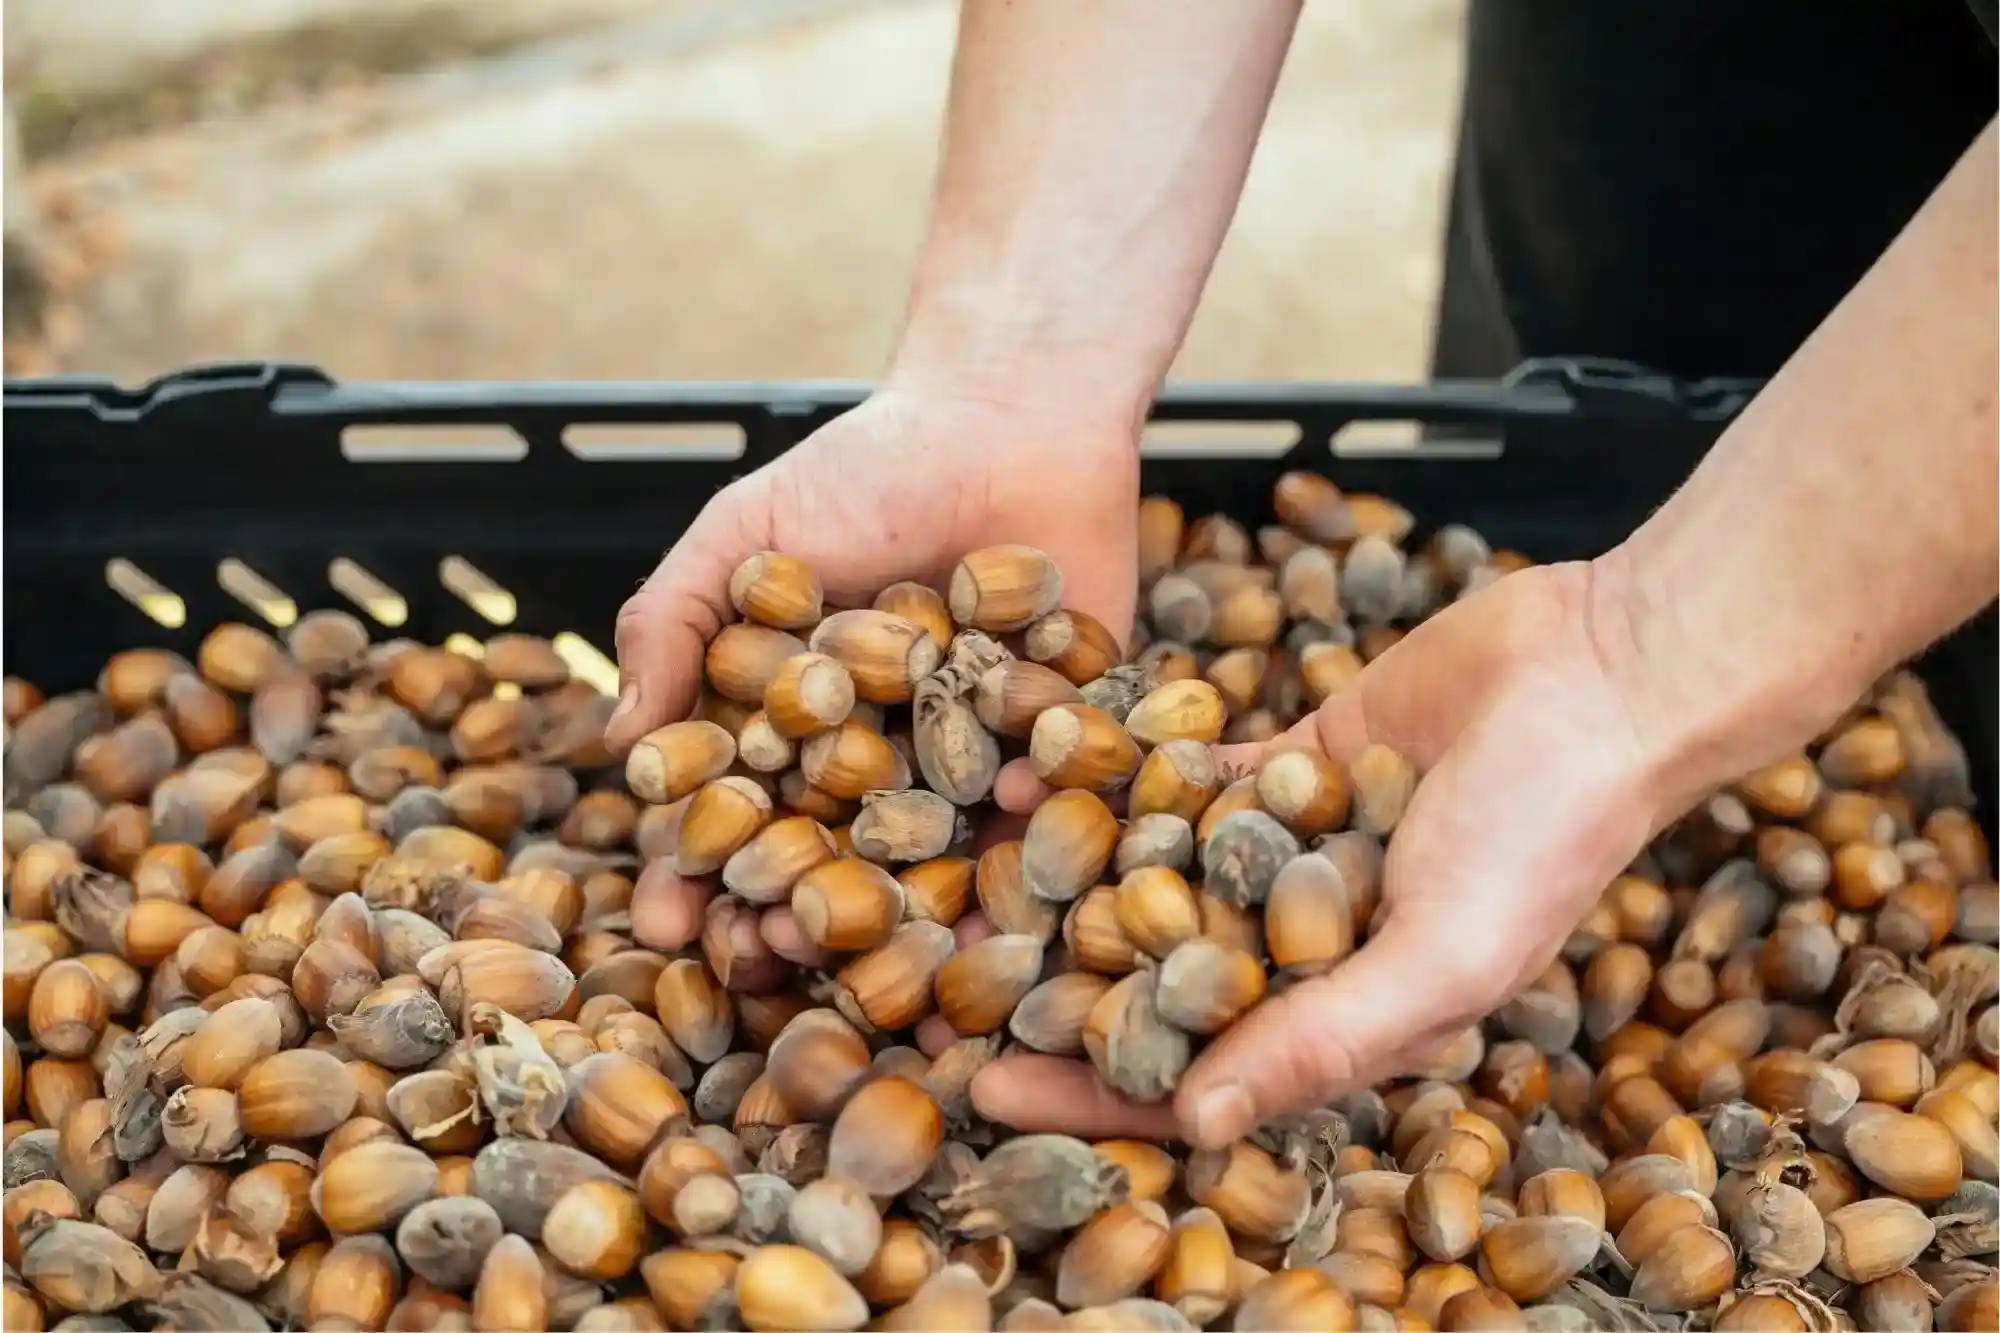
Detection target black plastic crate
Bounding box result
[6,356,1993,837]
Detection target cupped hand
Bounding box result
[615,385,1140,949]
[974,557,1734,1148]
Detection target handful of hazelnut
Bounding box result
[0,472,1994,1333]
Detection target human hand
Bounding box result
[613,383,1141,951]
[972,556,1762,1148]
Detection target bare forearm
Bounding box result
[1612,118,1999,788]
[889,0,1302,430]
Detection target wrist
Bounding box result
[1584,539,1868,818]
[884,271,1163,454]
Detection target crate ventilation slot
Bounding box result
[104,559,186,629]
[443,634,486,661]
[327,559,408,628]
[552,632,619,696]
[217,559,298,628]
[1139,420,1300,458]
[439,557,516,625]
[341,424,528,462]
[562,423,747,461]
[1331,419,1503,458]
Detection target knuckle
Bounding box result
[613,591,653,651]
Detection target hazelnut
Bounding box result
[735,1244,869,1332]
[1844,1106,1964,1201]
[625,720,736,805]
[543,1179,648,1281]
[947,546,1063,633]
[1113,867,1201,960]
[472,1233,548,1333]
[873,583,955,653]
[1186,1140,1310,1245]
[1129,740,1221,825]
[764,652,856,739]
[705,624,810,704]
[1263,852,1354,976]
[1022,789,1119,904]
[810,610,940,705]
[1628,1224,1735,1314]
[1233,1268,1356,1332]
[1154,937,1264,1034]
[311,1139,438,1233]
[237,1049,358,1139]
[654,958,735,1065]
[1479,1215,1601,1304]
[1406,1167,1484,1263]
[676,776,774,876]
[641,1248,740,1329]
[1125,681,1227,748]
[833,921,955,1033]
[898,857,975,926]
[1052,1199,1171,1310]
[1007,971,1113,1057]
[730,552,825,630]
[1028,704,1141,793]
[935,935,1045,1036]
[792,858,906,954]
[827,1075,943,1196]
[565,1052,689,1171]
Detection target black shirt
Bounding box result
[1432,1,1997,380]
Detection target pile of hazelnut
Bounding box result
[1,473,1994,1332]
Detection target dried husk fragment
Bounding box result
[325,985,452,1069]
[941,1135,1131,1237]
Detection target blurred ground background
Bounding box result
[4,0,1466,383]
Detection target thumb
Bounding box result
[1172,907,1500,1149]
[606,478,770,755]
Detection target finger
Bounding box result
[1211,719,1312,783]
[983,467,1140,650]
[952,911,997,951]
[993,759,1054,815]
[1172,912,1475,1149]
[629,859,715,950]
[759,906,838,969]
[970,1053,1181,1141]
[607,479,770,755]
[916,1014,958,1058]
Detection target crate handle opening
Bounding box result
[1139,420,1301,458]
[561,423,747,461]
[105,559,186,629]
[341,424,528,462]
[327,559,409,628]
[439,557,516,626]
[217,559,298,629]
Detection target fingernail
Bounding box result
[1190,1081,1255,1148]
